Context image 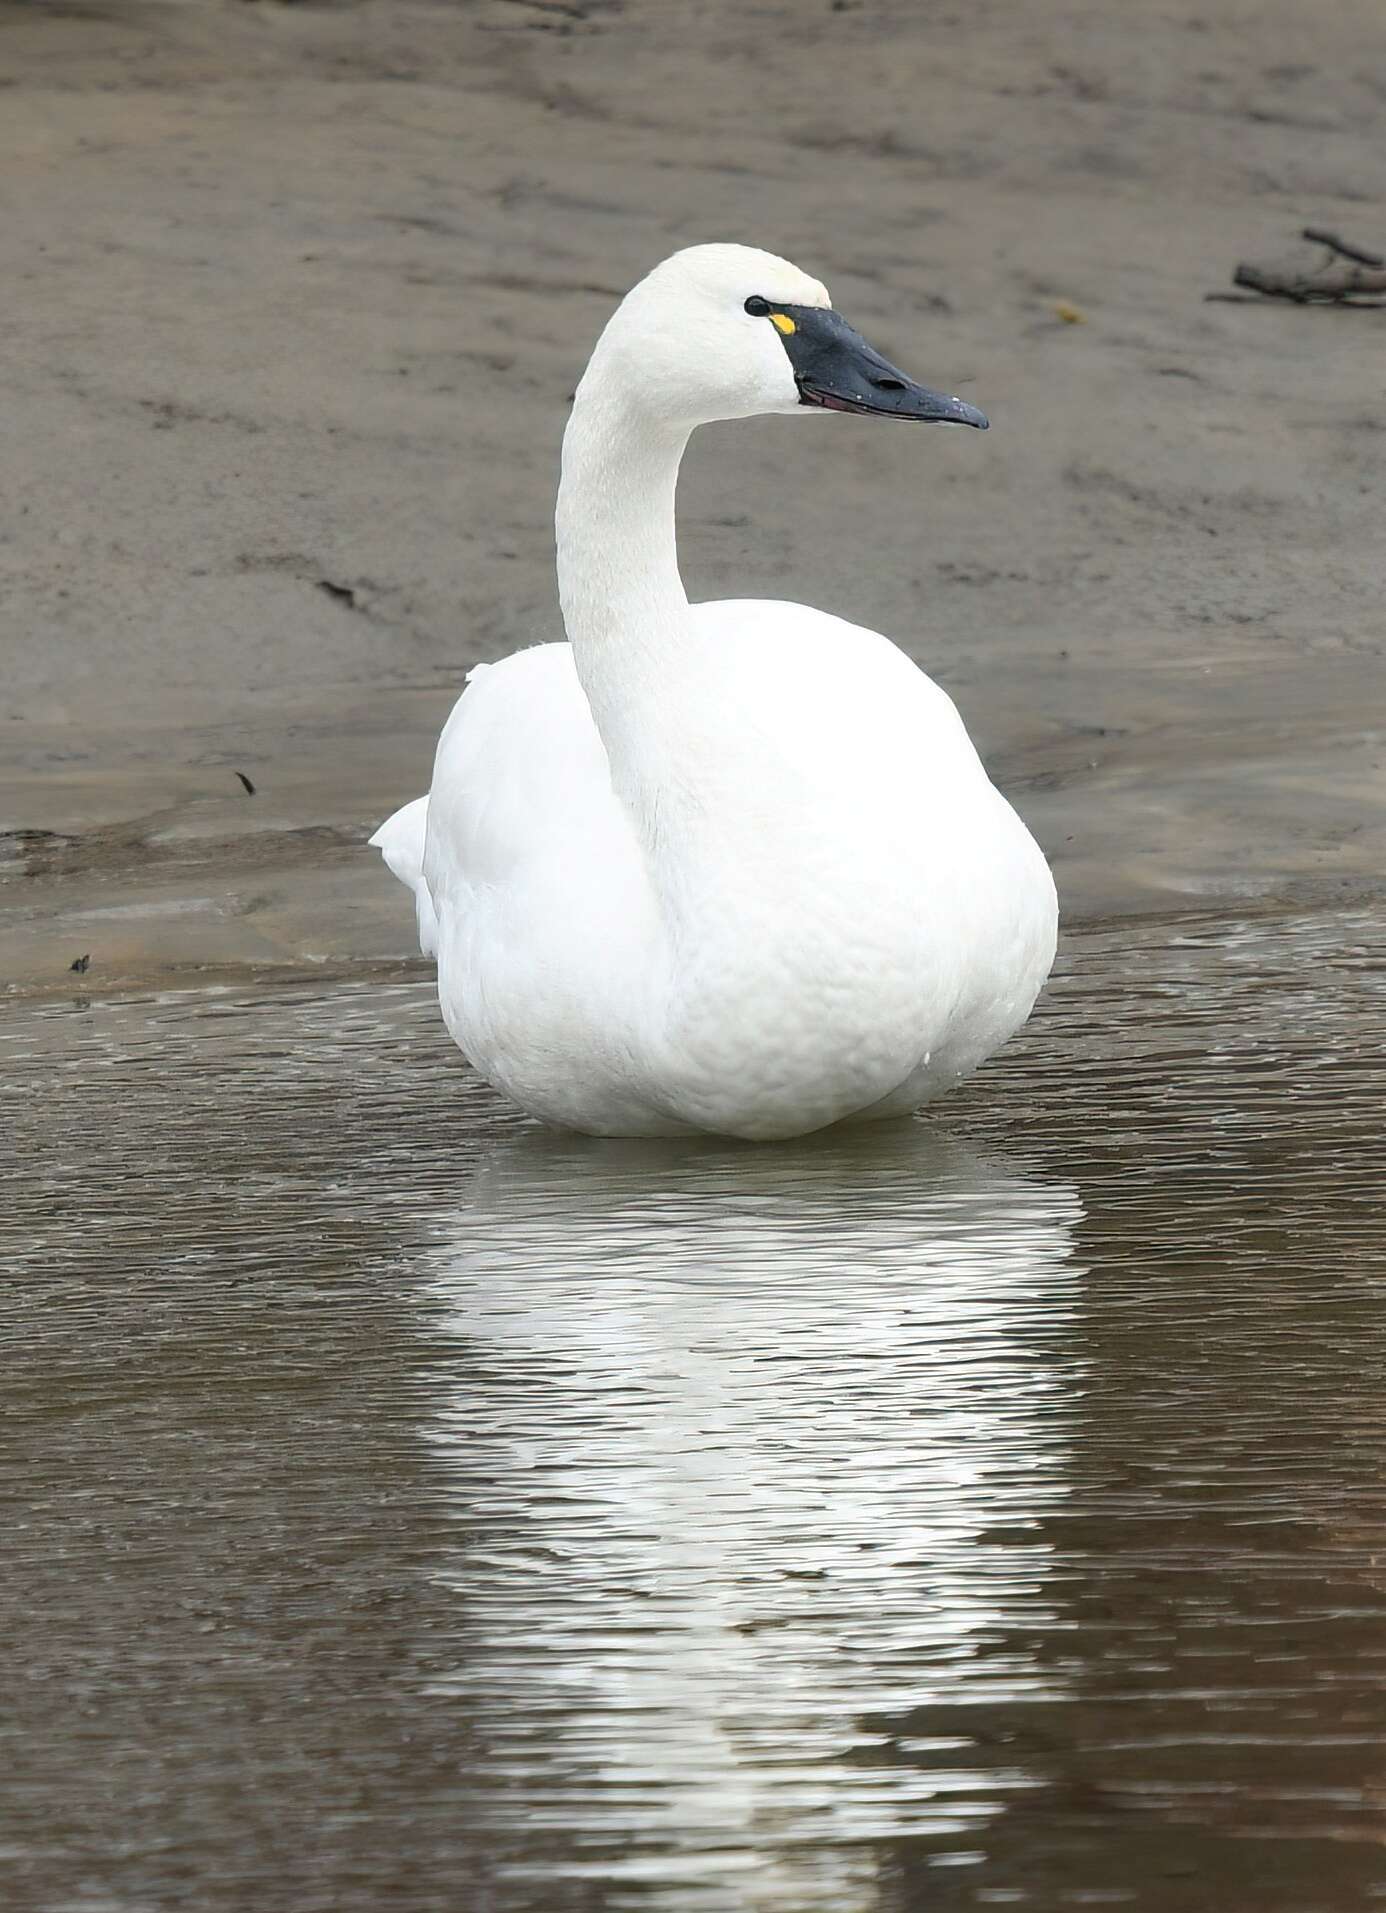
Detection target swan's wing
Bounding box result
[372,646,619,959]
[685,597,985,808]
[368,793,439,956]
[420,645,624,894]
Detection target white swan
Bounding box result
[371,244,1056,1140]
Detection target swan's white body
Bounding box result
[372,245,1056,1140]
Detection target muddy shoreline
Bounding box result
[4,0,1385,996]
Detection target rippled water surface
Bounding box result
[6,910,1386,1911]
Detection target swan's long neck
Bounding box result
[555,358,695,806]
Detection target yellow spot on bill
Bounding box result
[770,312,797,335]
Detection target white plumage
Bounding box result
[372,244,1056,1139]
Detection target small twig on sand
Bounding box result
[1216,229,1386,304]
[1231,259,1386,301]
[1300,228,1384,268]
[1205,292,1386,307]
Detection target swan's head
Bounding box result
[588,242,988,433]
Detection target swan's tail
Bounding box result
[368,795,439,958]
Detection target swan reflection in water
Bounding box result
[416,1120,1084,1911]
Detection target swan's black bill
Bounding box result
[766,303,987,428]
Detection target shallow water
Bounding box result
[6,909,1386,1912]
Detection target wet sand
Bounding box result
[3,0,1385,994]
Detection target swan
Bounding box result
[371,243,1056,1140]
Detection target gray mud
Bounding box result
[3,0,1386,993]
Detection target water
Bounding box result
[5,909,1386,1912]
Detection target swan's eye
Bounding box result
[746,295,798,336]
